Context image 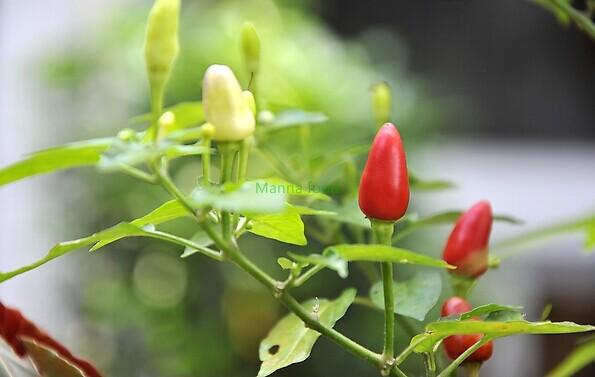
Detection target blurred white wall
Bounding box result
[0,0,119,341]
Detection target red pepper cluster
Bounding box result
[441,297,493,362]
[0,302,103,377]
[440,202,495,364]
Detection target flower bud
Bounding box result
[371,82,392,127]
[157,111,176,139]
[442,201,493,278]
[201,123,216,139]
[240,22,261,74]
[144,0,180,90]
[202,64,256,141]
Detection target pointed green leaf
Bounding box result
[288,250,348,278]
[547,338,595,377]
[257,177,331,201]
[191,181,287,214]
[180,229,214,258]
[261,109,328,131]
[249,213,307,245]
[457,304,524,321]
[258,289,356,377]
[408,173,456,191]
[1,222,210,282]
[92,199,189,250]
[327,244,454,269]
[412,320,595,353]
[0,138,113,186]
[395,211,522,242]
[370,270,442,321]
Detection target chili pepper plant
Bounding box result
[1,1,595,376]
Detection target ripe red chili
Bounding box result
[358,123,410,222]
[442,200,493,278]
[441,297,493,362]
[0,302,103,377]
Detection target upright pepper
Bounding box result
[240,22,261,75]
[442,201,493,278]
[441,297,493,363]
[144,0,180,141]
[202,64,256,141]
[358,123,410,222]
[371,82,392,127]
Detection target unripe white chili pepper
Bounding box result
[202,64,256,141]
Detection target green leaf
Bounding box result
[131,101,203,129]
[180,229,214,258]
[0,138,113,186]
[284,204,335,216]
[547,338,595,377]
[409,173,456,191]
[22,338,88,377]
[395,211,523,242]
[249,213,307,245]
[262,109,328,131]
[98,141,209,171]
[277,257,295,270]
[369,270,442,321]
[412,320,595,353]
[319,197,370,228]
[92,199,189,250]
[326,244,454,269]
[191,181,287,215]
[0,222,208,282]
[258,177,331,201]
[288,250,348,278]
[493,214,595,258]
[457,304,524,321]
[257,289,356,377]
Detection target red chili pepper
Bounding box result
[442,200,493,278]
[441,297,493,362]
[0,302,103,377]
[358,123,410,222]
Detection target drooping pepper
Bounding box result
[441,296,493,363]
[358,123,410,222]
[442,200,493,278]
[202,64,256,141]
[0,302,103,377]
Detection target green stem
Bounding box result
[232,137,252,227]
[118,164,156,184]
[534,0,595,40]
[424,352,437,377]
[218,143,237,241]
[148,229,222,261]
[151,161,196,215]
[292,264,325,287]
[437,336,492,377]
[201,136,212,187]
[202,226,386,368]
[371,220,396,364]
[150,81,165,143]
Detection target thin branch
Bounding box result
[534,0,595,40]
